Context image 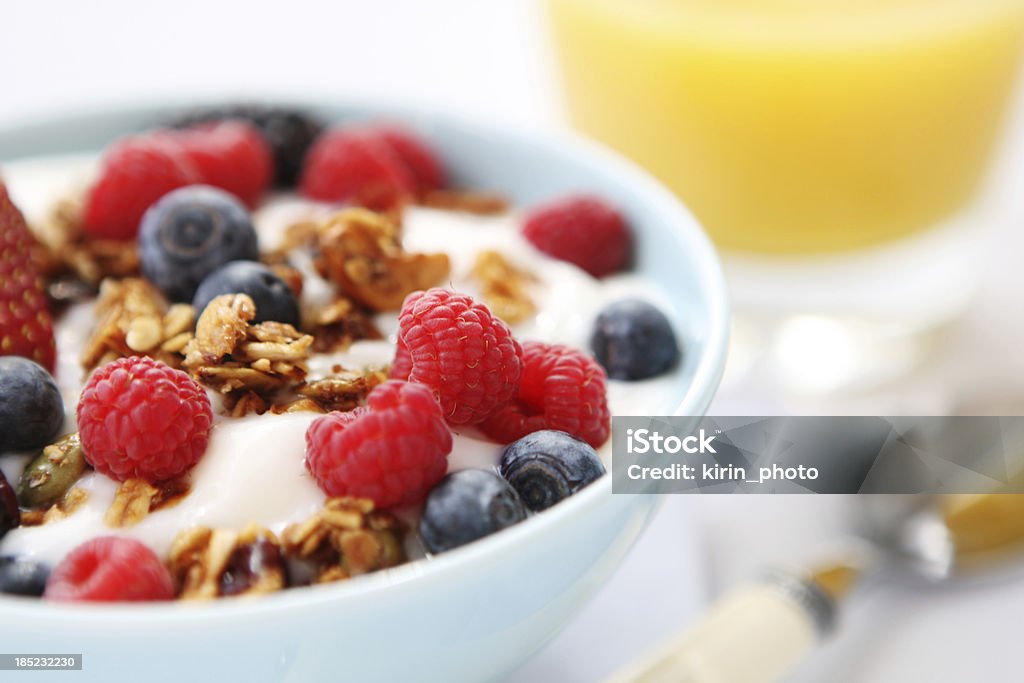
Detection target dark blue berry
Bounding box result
[0,471,18,540]
[419,469,526,554]
[590,299,680,380]
[138,186,259,302]
[0,557,50,596]
[169,105,324,188]
[193,261,300,326]
[0,357,64,454]
[499,430,605,511]
[219,535,287,597]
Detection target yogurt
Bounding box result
[0,154,681,567]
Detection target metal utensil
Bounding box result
[606,429,1024,683]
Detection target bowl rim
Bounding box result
[0,97,729,627]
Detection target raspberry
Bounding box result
[81,136,200,240]
[167,104,324,188]
[298,127,415,211]
[77,356,213,482]
[521,195,632,278]
[0,184,56,371]
[371,124,445,194]
[390,288,522,425]
[158,121,273,207]
[305,380,452,508]
[480,341,611,448]
[44,536,174,602]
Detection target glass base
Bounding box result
[723,205,990,394]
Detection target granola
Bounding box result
[268,397,324,415]
[295,368,388,412]
[35,487,90,526]
[219,526,288,597]
[33,196,140,288]
[182,293,313,405]
[313,208,450,311]
[104,479,159,528]
[103,477,192,528]
[170,527,238,599]
[268,261,304,299]
[81,278,195,371]
[170,524,287,600]
[307,295,382,353]
[470,250,537,324]
[420,188,509,216]
[272,219,319,255]
[281,497,405,583]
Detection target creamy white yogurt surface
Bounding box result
[0,154,683,566]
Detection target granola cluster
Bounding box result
[167,497,404,599]
[281,497,406,584]
[181,293,312,408]
[170,524,287,599]
[81,278,194,371]
[292,370,388,413]
[178,292,386,416]
[103,477,190,528]
[471,250,537,325]
[264,216,391,351]
[313,208,450,311]
[33,196,140,303]
[307,296,383,353]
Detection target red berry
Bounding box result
[305,380,452,508]
[0,184,56,372]
[371,124,444,194]
[81,136,200,240]
[298,127,415,211]
[481,341,611,448]
[77,356,213,482]
[158,121,273,207]
[390,288,522,425]
[44,536,174,602]
[521,195,631,278]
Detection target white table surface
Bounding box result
[4,2,1024,681]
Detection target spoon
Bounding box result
[606,468,1024,683]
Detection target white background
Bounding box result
[4,1,1024,681]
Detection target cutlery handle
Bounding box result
[606,575,833,683]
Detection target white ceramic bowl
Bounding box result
[0,102,728,683]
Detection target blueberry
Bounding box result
[0,557,50,597]
[168,105,324,187]
[499,430,605,511]
[138,186,259,302]
[1,471,18,539]
[219,535,287,597]
[590,299,681,380]
[193,261,300,326]
[0,357,64,454]
[419,469,526,554]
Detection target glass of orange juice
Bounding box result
[546,0,1024,390]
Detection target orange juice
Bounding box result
[547,0,1024,254]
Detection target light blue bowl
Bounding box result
[0,101,728,683]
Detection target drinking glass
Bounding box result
[546,0,1024,391]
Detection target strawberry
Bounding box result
[0,183,56,372]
